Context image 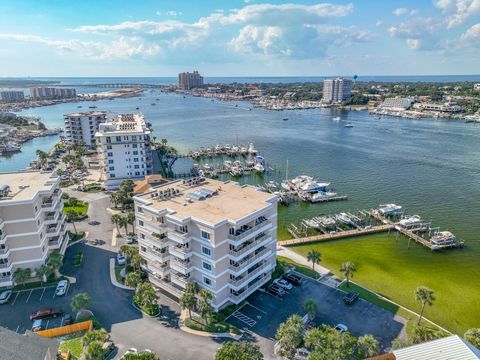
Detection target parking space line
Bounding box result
[246,302,267,315]
[11,292,19,306]
[15,325,20,333]
[232,311,257,327]
[224,302,249,321]
[39,287,46,301]
[25,290,33,303]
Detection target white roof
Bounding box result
[393,335,480,360]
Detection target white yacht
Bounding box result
[430,231,456,246]
[379,204,402,216]
[248,143,258,155]
[254,163,265,173]
[399,215,422,229]
[336,213,354,226]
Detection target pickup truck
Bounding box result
[30,307,63,321]
[343,291,359,305]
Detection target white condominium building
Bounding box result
[322,78,353,103]
[0,171,68,288]
[95,114,152,190]
[133,178,278,311]
[64,111,108,146]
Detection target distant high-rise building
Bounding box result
[322,78,352,103]
[0,91,25,102]
[95,114,152,190]
[64,111,109,146]
[178,71,204,90]
[30,87,76,100]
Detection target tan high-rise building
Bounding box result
[0,171,69,287]
[133,178,278,310]
[178,71,204,90]
[322,78,352,103]
[64,111,109,146]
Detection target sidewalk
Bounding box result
[277,245,331,276]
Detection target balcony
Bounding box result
[0,260,12,269]
[169,244,192,260]
[142,248,169,263]
[143,262,169,277]
[229,232,272,258]
[230,273,271,303]
[230,261,272,288]
[229,247,272,274]
[170,258,192,275]
[46,224,60,234]
[0,232,6,242]
[228,219,271,242]
[0,245,9,256]
[170,272,189,289]
[0,274,13,286]
[149,274,183,298]
[168,230,190,244]
[41,195,59,210]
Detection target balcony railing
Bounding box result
[229,247,271,273]
[230,261,271,287]
[229,232,271,258]
[170,272,189,288]
[0,232,6,242]
[169,244,192,258]
[168,230,190,244]
[0,274,12,283]
[0,260,12,269]
[228,219,271,242]
[0,246,9,255]
[46,225,59,234]
[230,273,271,302]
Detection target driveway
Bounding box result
[227,275,406,352]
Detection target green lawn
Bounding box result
[184,316,240,334]
[290,232,479,335]
[63,201,89,218]
[277,255,320,279]
[59,336,83,358]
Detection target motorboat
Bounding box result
[399,215,422,229]
[430,231,456,246]
[309,191,338,203]
[303,218,320,229]
[283,118,288,121]
[300,181,330,193]
[254,163,265,173]
[0,143,21,153]
[223,161,232,169]
[248,143,258,155]
[281,181,291,191]
[333,116,341,121]
[336,213,354,226]
[240,146,248,155]
[290,175,313,188]
[317,217,336,229]
[230,166,243,177]
[379,204,402,216]
[246,159,255,167]
[344,122,353,128]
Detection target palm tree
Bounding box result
[36,149,48,167]
[303,299,318,320]
[111,214,122,233]
[306,250,321,274]
[126,211,136,233]
[180,291,197,319]
[198,289,213,325]
[415,286,435,325]
[47,250,63,276]
[357,335,380,358]
[13,268,31,287]
[340,262,356,287]
[186,282,199,295]
[65,209,79,233]
[35,264,51,283]
[71,292,91,313]
[130,253,142,272]
[119,216,129,235]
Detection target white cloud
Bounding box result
[166,10,183,17]
[433,0,480,28]
[460,22,480,41]
[393,8,409,16]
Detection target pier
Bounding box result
[281,205,465,251]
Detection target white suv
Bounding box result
[55,280,69,296]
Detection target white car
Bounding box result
[0,290,12,304]
[55,280,69,296]
[117,252,126,265]
[122,348,138,358]
[274,278,293,290]
[334,323,348,333]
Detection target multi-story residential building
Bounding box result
[322,78,353,103]
[64,111,109,146]
[133,178,278,311]
[178,71,204,90]
[0,171,68,288]
[30,87,76,100]
[0,91,25,102]
[474,83,480,91]
[379,97,413,111]
[95,114,152,190]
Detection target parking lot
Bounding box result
[0,281,76,333]
[226,273,406,351]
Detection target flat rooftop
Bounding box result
[65,111,107,117]
[0,171,57,202]
[137,179,276,224]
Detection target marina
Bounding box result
[283,204,464,251]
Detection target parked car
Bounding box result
[117,252,126,265]
[88,220,101,226]
[55,280,69,296]
[126,236,137,244]
[270,284,286,294]
[0,290,12,304]
[30,307,63,321]
[334,324,348,333]
[267,286,284,298]
[343,291,359,305]
[294,348,310,360]
[62,313,73,326]
[31,319,44,332]
[283,272,303,286]
[274,278,293,290]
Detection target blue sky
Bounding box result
[0,0,479,76]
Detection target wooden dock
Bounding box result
[281,224,393,246]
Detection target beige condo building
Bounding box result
[0,171,68,288]
[133,178,278,310]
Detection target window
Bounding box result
[109,166,115,171]
[107,152,113,157]
[137,206,144,213]
[134,158,139,162]
[134,165,139,169]
[116,136,121,142]
[202,262,212,272]
[132,144,138,148]
[106,137,111,143]
[135,171,140,176]
[110,174,116,178]
[179,225,188,233]
[133,151,138,155]
[140,233,145,239]
[201,231,211,240]
[35,205,38,213]
[203,276,212,286]
[140,246,146,252]
[157,217,164,224]
[107,145,112,150]
[108,160,114,164]
[139,220,144,226]
[202,246,211,257]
